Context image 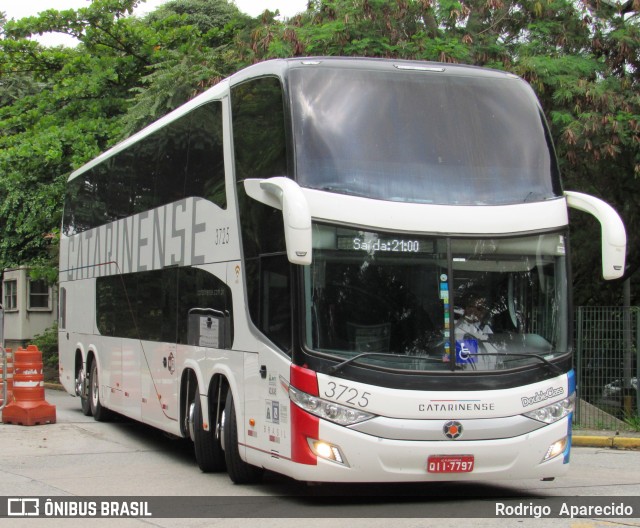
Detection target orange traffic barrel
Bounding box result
[2,345,56,426]
[0,347,13,406]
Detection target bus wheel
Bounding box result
[222,389,263,484]
[76,366,92,416]
[89,361,111,422]
[191,391,226,472]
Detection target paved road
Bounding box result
[1,389,640,527]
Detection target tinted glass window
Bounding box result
[304,224,569,372]
[231,77,291,353]
[96,268,233,347]
[231,76,288,259]
[185,103,227,207]
[63,101,225,236]
[231,76,287,181]
[290,68,561,205]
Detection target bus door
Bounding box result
[241,254,294,462]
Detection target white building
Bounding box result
[2,267,57,350]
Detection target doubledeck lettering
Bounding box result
[521,387,564,407]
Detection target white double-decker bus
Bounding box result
[59,57,626,484]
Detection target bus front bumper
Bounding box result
[282,416,571,483]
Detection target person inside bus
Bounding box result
[455,299,493,342]
[455,298,504,369]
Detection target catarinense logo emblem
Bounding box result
[443,420,463,439]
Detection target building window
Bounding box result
[28,279,50,310]
[4,280,17,311]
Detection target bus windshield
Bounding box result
[289,66,561,205]
[303,224,569,372]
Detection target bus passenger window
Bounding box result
[184,102,226,209]
[260,256,292,352]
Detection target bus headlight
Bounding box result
[307,438,349,466]
[523,395,575,424]
[288,385,375,426]
[543,437,568,462]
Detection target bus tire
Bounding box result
[76,366,92,416]
[223,389,263,484]
[89,360,111,422]
[193,391,226,472]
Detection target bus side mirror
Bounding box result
[565,191,626,280]
[244,177,312,265]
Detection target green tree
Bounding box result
[0,0,246,275]
[120,0,251,135]
[0,0,153,271]
[238,0,639,305]
[1,0,638,307]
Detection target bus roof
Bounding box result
[68,57,522,182]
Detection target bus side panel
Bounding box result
[243,348,293,468]
[93,336,123,412]
[57,275,96,395]
[114,338,140,421]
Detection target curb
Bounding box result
[572,435,640,449]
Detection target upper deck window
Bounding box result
[63,101,226,236]
[289,66,561,205]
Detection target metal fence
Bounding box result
[574,306,639,431]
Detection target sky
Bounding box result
[2,0,309,46]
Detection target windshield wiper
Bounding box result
[326,352,440,375]
[325,351,563,376]
[479,352,563,375]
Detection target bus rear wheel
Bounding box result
[89,360,111,422]
[76,366,91,416]
[191,390,226,472]
[222,389,263,484]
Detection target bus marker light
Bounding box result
[249,418,256,426]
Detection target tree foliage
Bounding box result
[0,0,638,305]
[239,0,639,304]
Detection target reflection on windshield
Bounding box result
[304,225,568,372]
[290,67,561,205]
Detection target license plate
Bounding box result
[427,455,474,473]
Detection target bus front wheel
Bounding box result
[222,389,263,484]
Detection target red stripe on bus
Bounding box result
[290,364,319,465]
